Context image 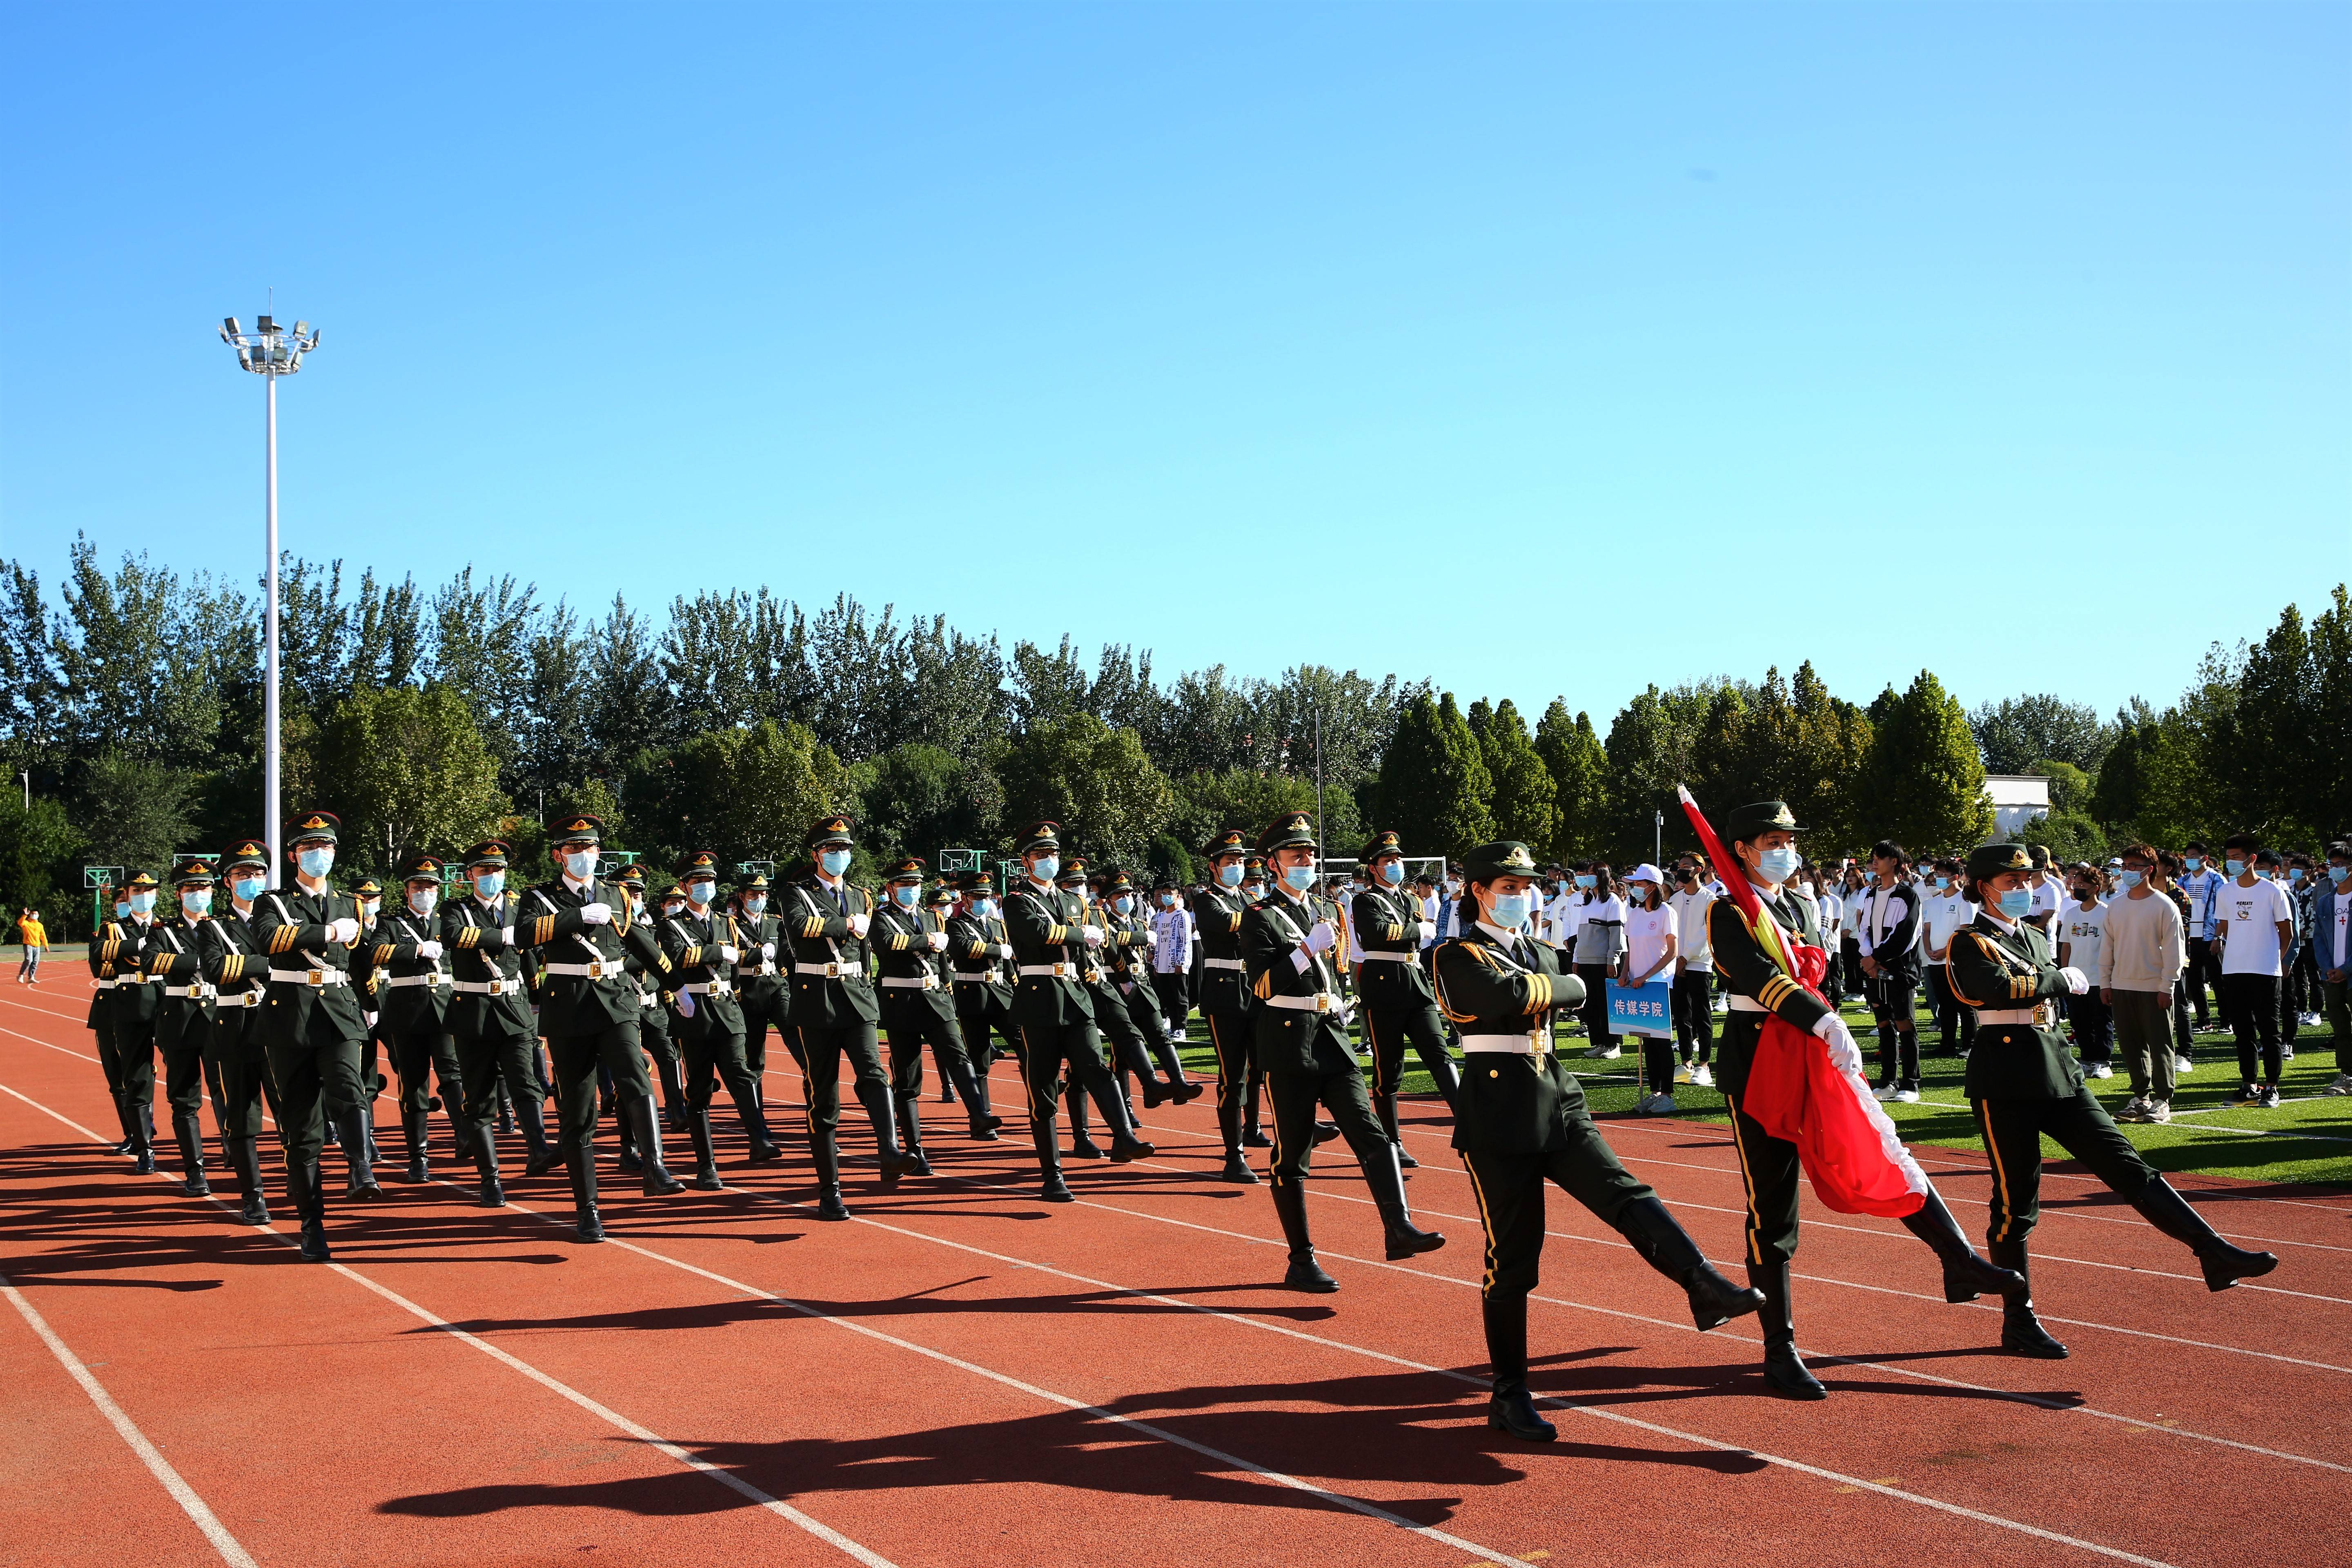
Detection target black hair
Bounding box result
[1872,839,1905,864]
[2223,832,2260,856]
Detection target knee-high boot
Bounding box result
[290,1158,330,1262]
[469,1122,505,1207]
[109,1091,135,1154]
[658,1053,688,1132]
[1898,1186,2026,1301]
[894,1093,933,1176]
[1360,1142,1443,1260]
[1987,1239,2069,1357]
[1746,1260,1825,1400]
[947,1054,1000,1139]
[1150,1036,1203,1102]
[1242,1066,1270,1146]
[1610,1194,1764,1329]
[1063,1077,1101,1157]
[628,1096,683,1196]
[1374,1092,1418,1169]
[1084,1068,1154,1162]
[855,1080,918,1178]
[229,1134,269,1224]
[172,1109,211,1197]
[401,1110,430,1183]
[129,1098,156,1174]
[521,1090,563,1176]
[811,1130,846,1218]
[688,1107,723,1191]
[339,1109,382,1200]
[1422,1046,1462,1114]
[616,1089,643,1172]
[2126,1178,2279,1290]
[568,1143,603,1243]
[725,1077,780,1162]
[1271,1181,1336,1291]
[1483,1293,1555,1441]
[1031,1116,1073,1203]
[1215,1096,1256,1184]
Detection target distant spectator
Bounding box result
[2317,842,2351,1098]
[15,906,45,984]
[2104,844,2186,1123]
[2214,833,2294,1108]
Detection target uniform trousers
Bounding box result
[1972,1086,2157,1242]
[264,1029,365,1167]
[451,1021,546,1136]
[637,1003,686,1111]
[1720,1082,1804,1266]
[680,1024,764,1120]
[106,1016,157,1120]
[1203,1005,1254,1121]
[207,1007,274,1139]
[1018,1019,1124,1124]
[1363,997,1462,1111]
[742,992,798,1074]
[1460,1127,1655,1301]
[795,1022,889,1141]
[546,1022,655,1157]
[156,1026,212,1115]
[1263,1063,1385,1190]
[1925,964,1976,1054]
[387,1016,466,1119]
[880,1002,976,1106]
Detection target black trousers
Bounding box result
[546,1022,654,1156]
[1204,1006,1254,1118]
[1363,997,1461,1111]
[387,1016,466,1117]
[956,998,1019,1073]
[206,1007,274,1140]
[1264,1065,1385,1190]
[743,994,797,1074]
[1972,1086,2157,1243]
[1019,1018,1124,1124]
[881,1002,975,1101]
[1574,964,1615,1049]
[108,1017,157,1112]
[1721,1083,1804,1266]
[681,1024,763,1118]
[264,1030,365,1167]
[2070,991,2114,1065]
[1151,969,1190,1028]
[2220,972,2283,1085]
[1671,970,1713,1062]
[795,1021,889,1140]
[2185,937,2221,1025]
[1925,964,1976,1054]
[158,1029,209,1115]
[451,1022,545,1135]
[1460,1130,1655,1301]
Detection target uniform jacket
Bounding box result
[658,904,746,1039]
[439,891,534,1038]
[195,903,269,1049]
[518,875,668,1037]
[249,886,369,1047]
[141,914,218,1051]
[91,916,160,1026]
[945,906,1015,1018]
[1434,922,1589,1154]
[1947,910,2081,1102]
[1004,880,1096,1029]
[347,913,387,1020]
[733,909,789,1018]
[1705,883,1832,1100]
[369,904,452,1032]
[1105,904,1162,1020]
[871,896,955,1021]
[779,875,879,1028]
[1351,884,1436,1007]
[1241,886,1353,1074]
[1189,886,1250,1014]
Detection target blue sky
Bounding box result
[2,2,2344,727]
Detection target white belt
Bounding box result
[219,989,263,1008]
[952,969,1003,983]
[1355,949,1414,962]
[684,980,733,996]
[1264,991,1345,1014]
[1726,995,1767,1012]
[1019,962,1076,978]
[1201,957,1245,971]
[106,974,151,989]
[745,960,778,977]
[1976,1007,2052,1026]
[385,972,448,989]
[795,961,855,979]
[880,974,939,990]
[163,983,214,999]
[1462,1032,1549,1054]
[270,967,350,988]
[453,976,521,996]
[544,960,622,980]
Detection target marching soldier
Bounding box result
[1100,868,1199,1105]
[1353,829,1461,1170]
[779,816,920,1218]
[872,856,1002,1165]
[141,860,223,1196]
[85,879,135,1157]
[442,838,560,1205]
[371,854,467,1184]
[345,876,388,1166]
[1059,860,1191,1153]
[659,851,783,1189]
[249,812,378,1261]
[732,869,800,1088]
[91,873,163,1172]
[1951,842,2276,1358]
[518,813,683,1241]
[1002,820,1154,1200]
[617,864,689,1134]
[197,840,276,1224]
[1192,828,1258,1182]
[1705,801,2024,1399]
[1242,812,1442,1292]
[945,870,1019,1120]
[1437,840,1762,1442]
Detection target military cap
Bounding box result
[1461,841,1542,882]
[613,862,646,889]
[172,857,216,888]
[927,883,957,907]
[461,838,511,869]
[805,813,857,850]
[399,853,445,885]
[1016,820,1062,855]
[1100,867,1138,897]
[735,869,771,894]
[221,837,270,871]
[1056,854,1091,885]
[952,869,996,894]
[122,869,161,892]
[1202,827,1248,860]
[658,883,688,904]
[1721,800,1803,842]
[550,812,604,846]
[288,809,341,844]
[1359,828,1405,864]
[354,877,383,898]
[1967,842,2035,882]
[679,849,722,879]
[883,855,927,883]
[1258,811,1318,855]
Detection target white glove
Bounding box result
[2058,966,2090,996]
[1418,920,1436,942]
[1081,924,1104,947]
[324,916,356,945]
[1813,1011,1866,1076]
[847,912,870,938]
[499,926,514,947]
[417,939,443,960]
[718,944,739,964]
[364,1011,379,1030]
[997,942,1013,959]
[1303,920,1336,955]
[927,930,948,951]
[761,941,775,959]
[676,991,696,1018]
[579,902,612,926]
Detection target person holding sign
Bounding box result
[1619,865,1680,1113]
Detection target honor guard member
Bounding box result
[84,877,136,1156]
[617,864,689,1134]
[372,855,468,1185]
[945,871,1019,1116]
[1706,802,2023,1399]
[731,869,799,1084]
[198,841,276,1223]
[443,838,561,1201]
[1238,853,1277,1144]
[1951,842,2276,1357]
[1354,829,1461,1169]
[93,873,164,1171]
[1054,855,1140,1156]
[141,860,224,1196]
[780,816,921,1218]
[1060,860,1191,1149]
[1100,867,1200,1105]
[1438,840,1763,1441]
[249,813,379,1261]
[519,814,683,1241]
[872,856,1001,1161]
[660,852,782,1190]
[1003,821,1154,1200]
[1241,813,1442,1292]
[1192,828,1258,1181]
[342,876,390,1165]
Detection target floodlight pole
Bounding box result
[265,373,281,886]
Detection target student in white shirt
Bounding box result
[2025,845,2066,936]
[1620,866,1679,1113]
[2057,869,2112,1079]
[1918,857,1978,1060]
[2176,841,2227,1032]
[1150,882,1196,1040]
[2214,837,2296,1107]
[2317,842,2352,1097]
[1571,866,1626,1060]
[1811,870,1845,1006]
[1667,861,1716,1087]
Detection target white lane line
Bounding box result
[0,1274,261,1568]
[0,1078,899,1568]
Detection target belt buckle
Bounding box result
[1052,961,1067,978]
[1314,993,1332,1013]
[307,969,327,989]
[824,961,841,979]
[587,960,607,981]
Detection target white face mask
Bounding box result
[409,887,439,917]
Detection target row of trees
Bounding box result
[1,539,2343,933]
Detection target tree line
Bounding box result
[1,538,2343,935]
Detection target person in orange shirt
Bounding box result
[16,907,46,984]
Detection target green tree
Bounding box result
[1969,694,2115,775]
[1534,699,1609,861]
[315,685,508,875]
[998,715,1174,874]
[0,792,78,930]
[1858,672,1993,855]
[1371,693,1492,862]
[2303,585,2352,838]
[75,750,196,879]
[1476,698,1559,853]
[1601,684,1713,864]
[855,742,1003,866]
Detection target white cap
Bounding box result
[1625,862,1664,886]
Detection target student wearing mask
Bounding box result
[1149,876,1196,1039]
[2102,844,2186,1123]
[946,871,1020,1116]
[2287,853,2322,1031]
[1572,865,1625,1060]
[1837,867,1868,1021]
[1858,841,1924,1102]
[870,856,1002,1166]
[1667,861,1716,1087]
[1622,866,1681,1113]
[1811,869,1844,1005]
[1917,858,1976,1062]
[445,837,562,1202]
[2316,843,2352,1096]
[368,853,467,1184]
[2157,851,2200,1076]
[2057,867,2113,1080]
[2025,846,2065,936]
[2212,835,2296,1108]
[2177,841,2226,1031]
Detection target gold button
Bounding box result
[1489,1068,1500,1078]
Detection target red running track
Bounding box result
[1,978,2347,1568]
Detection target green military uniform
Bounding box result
[1002,820,1153,1201]
[248,811,377,1261]
[1056,859,1168,1153]
[1438,840,1759,1442]
[657,851,782,1188]
[1352,829,1461,1169]
[371,855,468,1186]
[441,838,559,1187]
[1190,828,1258,1178]
[141,860,224,1197]
[1240,812,1441,1292]
[1951,842,2277,1357]
[517,813,682,1241]
[196,840,277,1223]
[731,871,800,1085]
[871,856,1000,1165]
[1095,868,1198,1110]
[91,874,163,1172]
[617,865,688,1133]
[344,876,390,1165]
[944,871,1019,1113]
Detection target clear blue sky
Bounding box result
[3,2,2345,727]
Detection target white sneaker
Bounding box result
[1893,1087,1920,1105]
[2175,1055,2196,1074]
[2320,1074,2352,1097]
[1872,1083,1898,1102]
[2143,1099,2173,1123]
[1711,999,1728,1014]
[2281,1046,2295,1061]
[2301,1012,2322,1028]
[2088,1063,2114,1080]
[1643,1094,1678,1115]
[2116,1094,2148,1122]
[1586,1043,1621,1060]
[1690,1063,1714,1087]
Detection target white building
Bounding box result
[1984,774,2054,840]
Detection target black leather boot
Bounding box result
[1375,1093,1419,1169]
[895,1094,934,1176]
[812,1132,848,1219]
[2127,1178,2279,1290]
[1272,1182,1338,1291]
[734,1081,782,1163]
[131,1100,156,1174]
[401,1110,430,1183]
[1093,1078,1156,1163]
[659,1054,688,1133]
[172,1109,211,1196]
[340,1109,383,1200]
[522,1099,564,1176]
[1483,1295,1556,1441]
[856,1080,920,1178]
[569,1147,604,1243]
[628,1096,684,1195]
[1748,1260,1826,1400]
[230,1135,270,1224]
[1989,1240,2069,1358]
[688,1107,724,1191]
[1363,1143,1444,1261]
[292,1158,331,1262]
[616,1094,644,1173]
[110,1092,135,1155]
[1065,1079,1103,1158]
[949,1055,1001,1136]
[1033,1118,1074,1203]
[1612,1194,1765,1330]
[1899,1186,2026,1301]
[1242,1068,1270,1147]
[470,1124,506,1207]
[1215,1096,1257,1183]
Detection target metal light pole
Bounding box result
[218,313,320,887]
[1655,810,1664,869]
